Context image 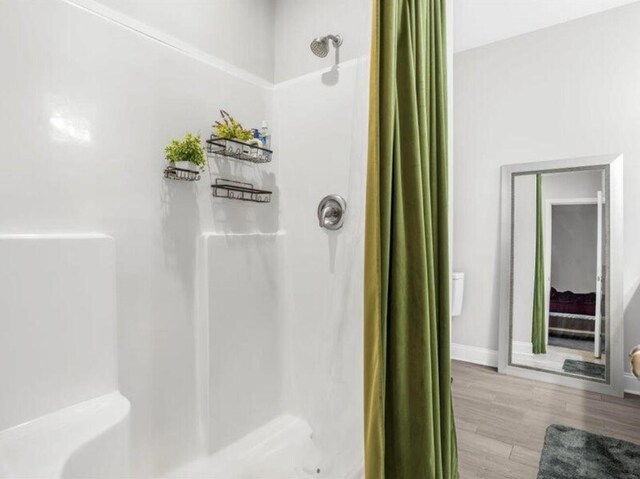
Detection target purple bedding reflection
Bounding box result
[549,287,596,316]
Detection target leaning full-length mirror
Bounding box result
[499,155,624,396]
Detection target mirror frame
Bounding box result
[498,154,624,397]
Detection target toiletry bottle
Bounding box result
[259,121,271,149]
[252,128,260,141]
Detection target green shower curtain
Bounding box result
[532,174,546,354]
[364,0,458,477]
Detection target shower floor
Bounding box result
[159,415,363,479]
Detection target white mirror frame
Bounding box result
[498,154,624,397]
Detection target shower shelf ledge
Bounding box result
[206,135,273,164]
[211,178,272,204]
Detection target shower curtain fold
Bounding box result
[364,0,458,477]
[532,174,546,354]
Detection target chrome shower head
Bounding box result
[310,37,329,58]
[310,34,343,58]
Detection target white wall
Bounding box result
[83,0,276,82]
[453,2,640,366]
[0,236,117,432]
[0,1,273,476]
[272,0,370,475]
[454,0,638,52]
[1,0,370,476]
[0,1,456,477]
[204,233,285,453]
[551,204,598,293]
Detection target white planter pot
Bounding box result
[172,161,197,172]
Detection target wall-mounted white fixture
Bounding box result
[452,272,465,317]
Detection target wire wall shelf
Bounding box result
[164,166,201,182]
[206,135,273,164]
[211,178,272,203]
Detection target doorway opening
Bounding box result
[544,196,605,365]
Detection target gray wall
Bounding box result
[453,2,640,362]
[551,204,598,294]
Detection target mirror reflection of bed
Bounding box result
[511,169,607,381]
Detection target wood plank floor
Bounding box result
[452,360,640,479]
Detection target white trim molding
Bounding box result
[451,343,498,368]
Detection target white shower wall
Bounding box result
[273,0,371,472]
[203,233,286,453]
[0,0,273,476]
[92,0,276,82]
[0,0,369,477]
[274,0,371,83]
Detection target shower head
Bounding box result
[310,38,329,58]
[310,34,343,58]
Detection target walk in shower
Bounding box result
[0,0,371,478]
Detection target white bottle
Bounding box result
[259,121,271,150]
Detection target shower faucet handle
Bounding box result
[318,195,347,230]
[320,205,338,227]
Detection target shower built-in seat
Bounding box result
[0,392,130,479]
[0,235,130,479]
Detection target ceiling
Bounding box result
[454,0,639,52]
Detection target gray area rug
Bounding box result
[562,359,605,380]
[538,424,640,479]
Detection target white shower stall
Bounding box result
[0,0,370,477]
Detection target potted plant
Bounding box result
[213,110,253,142]
[164,132,206,172]
[213,110,263,156]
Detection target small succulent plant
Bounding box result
[164,133,205,170]
[213,110,253,141]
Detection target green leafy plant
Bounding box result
[213,110,253,141]
[165,133,205,170]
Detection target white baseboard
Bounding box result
[451,342,640,396]
[451,343,498,368]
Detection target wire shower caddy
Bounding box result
[205,135,273,164]
[164,134,274,203]
[163,165,201,182]
[211,178,272,203]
